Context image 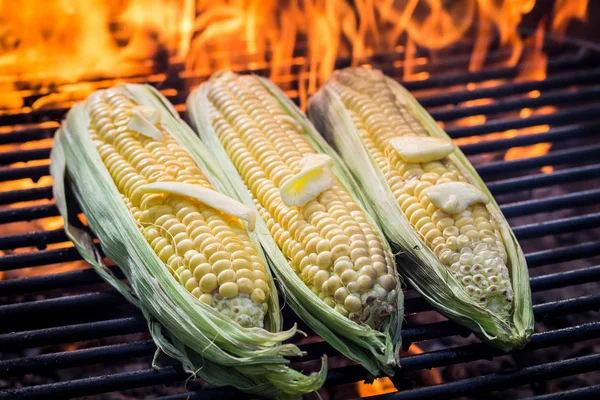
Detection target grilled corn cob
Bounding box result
[187,72,403,377]
[50,83,325,398]
[309,68,533,351]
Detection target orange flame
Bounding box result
[0,1,591,284]
[356,344,443,397]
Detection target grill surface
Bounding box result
[0,39,599,400]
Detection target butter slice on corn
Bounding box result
[309,67,533,351]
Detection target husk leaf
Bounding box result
[187,74,403,378]
[50,83,326,398]
[307,68,533,351]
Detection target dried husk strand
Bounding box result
[50,83,326,399]
[308,68,533,351]
[187,73,403,378]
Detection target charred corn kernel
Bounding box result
[86,87,270,328]
[199,72,399,328]
[310,67,533,351]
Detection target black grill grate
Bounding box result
[0,41,599,400]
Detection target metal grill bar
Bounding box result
[513,214,600,240]
[430,86,600,122]
[445,105,600,139]
[0,124,58,145]
[418,68,600,107]
[477,144,600,177]
[0,228,68,251]
[362,354,600,400]
[0,365,186,400]
[501,189,600,218]
[0,164,48,183]
[0,317,147,351]
[523,385,600,400]
[460,124,598,155]
[0,185,53,205]
[487,165,600,194]
[0,266,122,296]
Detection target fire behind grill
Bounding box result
[0,40,599,400]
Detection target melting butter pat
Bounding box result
[128,105,163,140]
[389,136,455,163]
[423,182,489,214]
[139,182,257,232]
[280,154,335,207]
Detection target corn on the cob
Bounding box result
[308,68,533,351]
[51,83,325,398]
[188,72,403,377]
[88,88,271,327]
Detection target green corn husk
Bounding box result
[187,72,403,378]
[50,83,326,399]
[308,68,533,351]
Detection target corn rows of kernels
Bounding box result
[206,73,398,325]
[86,88,269,327]
[330,70,513,314]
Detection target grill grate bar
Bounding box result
[487,164,600,194]
[512,213,600,240]
[477,144,600,177]
[0,266,121,296]
[363,353,600,400]
[430,86,600,122]
[0,124,58,145]
[0,317,147,351]
[529,265,600,292]
[0,365,186,400]
[0,246,83,272]
[526,241,600,268]
[418,67,600,107]
[445,105,600,139]
[0,228,68,251]
[0,185,53,206]
[501,189,600,218]
[0,148,50,167]
[0,340,156,379]
[460,124,598,156]
[523,385,600,400]
[0,164,48,183]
